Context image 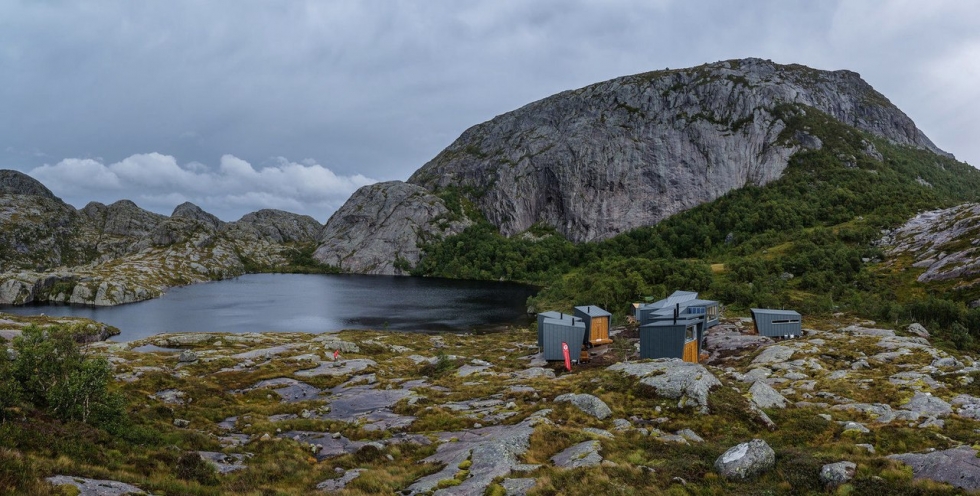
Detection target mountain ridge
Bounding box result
[0,171,329,306]
[2,58,977,305]
[315,58,955,275]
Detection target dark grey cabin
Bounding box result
[639,318,702,362]
[634,291,720,329]
[536,311,564,349]
[540,316,586,361]
[683,298,721,328]
[750,308,802,337]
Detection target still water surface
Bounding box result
[1,274,537,341]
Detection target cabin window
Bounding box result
[685,325,695,342]
[690,307,705,314]
[771,319,800,324]
[707,305,718,320]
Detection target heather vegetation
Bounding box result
[414,104,980,350]
[2,320,973,494]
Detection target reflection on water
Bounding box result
[0,274,536,341]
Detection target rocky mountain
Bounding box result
[0,170,327,306]
[313,181,472,275]
[315,58,949,274]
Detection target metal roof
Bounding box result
[543,316,584,326]
[685,299,717,306]
[641,318,702,328]
[664,290,698,306]
[750,308,801,317]
[573,305,611,317]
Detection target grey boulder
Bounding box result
[609,359,721,413]
[819,461,856,486]
[553,393,612,420]
[714,439,776,480]
[749,381,787,409]
[889,446,980,490]
[551,440,602,469]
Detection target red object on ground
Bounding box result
[333,349,340,360]
[562,342,572,371]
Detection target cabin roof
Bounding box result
[574,305,612,317]
[664,290,698,305]
[641,318,702,328]
[685,299,717,306]
[542,316,585,327]
[750,308,801,317]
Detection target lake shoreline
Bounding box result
[0,273,536,341]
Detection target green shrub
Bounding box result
[175,452,218,486]
[0,348,20,421]
[11,324,123,425]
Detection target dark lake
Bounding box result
[0,274,537,341]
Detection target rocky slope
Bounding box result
[26,317,980,494]
[880,203,980,290]
[315,58,949,274]
[0,170,326,306]
[313,182,472,275]
[878,203,980,308]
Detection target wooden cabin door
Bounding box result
[682,340,698,363]
[591,317,610,344]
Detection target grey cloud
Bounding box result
[1,1,978,223]
[28,154,374,222]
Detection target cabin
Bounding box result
[539,315,587,361]
[681,298,721,328]
[639,318,703,362]
[635,291,720,329]
[633,290,720,363]
[574,305,613,346]
[750,308,802,337]
[536,311,564,349]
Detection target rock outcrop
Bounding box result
[77,200,168,258]
[553,393,612,420]
[819,461,856,486]
[313,181,472,275]
[714,439,776,480]
[225,209,323,244]
[609,359,722,413]
[889,446,980,491]
[0,170,58,198]
[0,179,331,306]
[880,203,980,287]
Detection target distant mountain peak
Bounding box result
[171,201,223,229]
[0,170,58,199]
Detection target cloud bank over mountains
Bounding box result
[3,1,979,221]
[29,154,375,222]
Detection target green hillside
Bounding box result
[413,103,980,349]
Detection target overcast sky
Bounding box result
[2,1,978,223]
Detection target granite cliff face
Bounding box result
[408,58,943,242]
[315,58,948,274]
[313,181,472,275]
[0,171,328,306]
